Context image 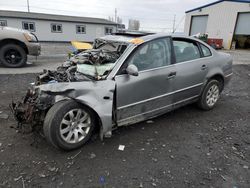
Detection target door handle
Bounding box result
[201,65,207,70]
[167,72,176,79]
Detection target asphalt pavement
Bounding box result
[0,50,249,188]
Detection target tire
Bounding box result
[43,100,96,151]
[197,79,221,111]
[0,43,27,68]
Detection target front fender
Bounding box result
[38,80,116,138]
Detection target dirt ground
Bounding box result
[0,52,249,187]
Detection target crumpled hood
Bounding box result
[37,80,115,94]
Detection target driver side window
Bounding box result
[128,38,172,71]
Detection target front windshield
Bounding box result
[69,39,128,80]
[96,42,120,52]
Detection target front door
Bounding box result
[115,37,176,126]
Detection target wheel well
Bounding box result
[78,102,102,134]
[0,39,28,54]
[209,74,224,91]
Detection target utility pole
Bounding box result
[172,14,176,33]
[27,0,30,12]
[115,8,118,32]
[115,8,117,23]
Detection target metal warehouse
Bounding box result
[184,0,250,50]
[0,10,117,42]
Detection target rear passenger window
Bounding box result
[200,44,212,57]
[173,40,201,63]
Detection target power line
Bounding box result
[173,15,185,33]
[1,2,186,32]
[140,27,173,30]
[0,2,184,21]
[0,5,111,18]
[21,0,185,15]
[1,4,181,23]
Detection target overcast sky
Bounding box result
[0,0,214,32]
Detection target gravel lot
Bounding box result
[0,50,249,188]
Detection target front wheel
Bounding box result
[0,44,27,67]
[197,80,221,110]
[43,100,96,151]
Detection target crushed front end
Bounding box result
[11,38,128,133]
[11,86,55,132]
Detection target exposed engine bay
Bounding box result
[11,39,128,131]
[36,41,127,85]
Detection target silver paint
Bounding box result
[36,34,233,138]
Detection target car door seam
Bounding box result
[117,83,203,110]
[117,95,199,125]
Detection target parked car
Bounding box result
[0,26,40,67]
[12,32,233,150]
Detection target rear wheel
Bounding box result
[43,100,96,151]
[0,44,27,68]
[198,80,221,110]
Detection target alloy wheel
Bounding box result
[206,84,220,107]
[60,109,91,144]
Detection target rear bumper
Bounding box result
[26,42,41,56]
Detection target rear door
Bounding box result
[115,37,176,126]
[172,38,211,104]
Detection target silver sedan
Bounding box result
[12,33,233,150]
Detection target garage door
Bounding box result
[190,15,208,36]
[235,13,250,35]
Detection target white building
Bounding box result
[0,10,117,42]
[184,0,250,49]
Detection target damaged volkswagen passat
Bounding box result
[12,32,233,150]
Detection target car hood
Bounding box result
[2,26,30,34]
[37,79,115,94]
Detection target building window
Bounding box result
[0,20,7,26]
[51,23,62,33]
[22,21,35,32]
[105,27,113,35]
[76,25,86,34]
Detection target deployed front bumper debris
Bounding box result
[11,88,54,132]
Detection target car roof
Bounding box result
[98,32,202,45]
[98,33,169,43]
[113,30,155,37]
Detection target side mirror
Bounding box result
[126,64,139,76]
